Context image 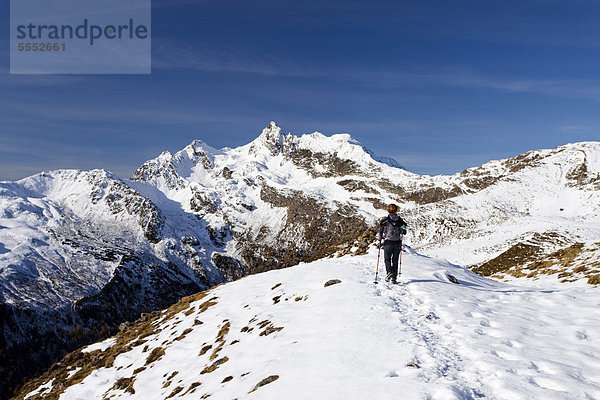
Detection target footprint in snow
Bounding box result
[491,349,520,361]
[528,376,567,392]
[474,328,486,336]
[424,312,439,322]
[501,339,522,349]
[576,330,588,340]
[530,361,556,375]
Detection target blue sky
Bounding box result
[1,0,600,180]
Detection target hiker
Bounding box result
[377,204,407,283]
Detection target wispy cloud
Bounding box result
[427,72,600,99]
[349,67,600,101]
[0,100,240,125]
[560,125,594,133]
[152,39,318,76]
[152,39,600,101]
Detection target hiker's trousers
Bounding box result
[383,241,402,277]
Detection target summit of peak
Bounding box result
[157,150,173,161]
[183,139,221,157]
[257,121,284,142]
[189,139,208,148]
[244,121,290,156]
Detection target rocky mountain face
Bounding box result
[1,122,599,398]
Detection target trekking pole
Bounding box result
[398,244,403,279]
[374,243,381,284]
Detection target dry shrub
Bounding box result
[199,297,219,313]
[587,275,600,285]
[167,386,184,398]
[182,382,202,395]
[257,320,271,329]
[112,376,136,394]
[472,243,541,276]
[217,322,231,339]
[201,357,229,374]
[163,291,209,321]
[259,325,284,337]
[249,375,279,393]
[324,279,341,287]
[198,345,212,356]
[145,347,165,365]
[175,328,194,341]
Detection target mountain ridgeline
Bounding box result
[1,122,599,398]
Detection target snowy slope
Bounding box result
[17,247,600,400]
[413,142,600,265]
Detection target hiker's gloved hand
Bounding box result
[401,228,407,235]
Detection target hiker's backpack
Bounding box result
[381,215,406,241]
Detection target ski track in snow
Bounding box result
[40,247,600,400]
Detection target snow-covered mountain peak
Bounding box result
[235,122,405,179]
[245,121,291,157]
[157,150,172,160]
[258,120,283,142]
[3,168,119,201]
[174,139,223,171]
[295,130,356,153]
[184,139,221,158]
[560,141,600,149]
[293,130,403,170]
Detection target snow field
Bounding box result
[51,247,600,400]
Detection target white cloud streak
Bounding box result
[153,41,600,101]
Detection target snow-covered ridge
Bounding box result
[133,122,408,189]
[16,249,600,400]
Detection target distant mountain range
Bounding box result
[1,122,599,398]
